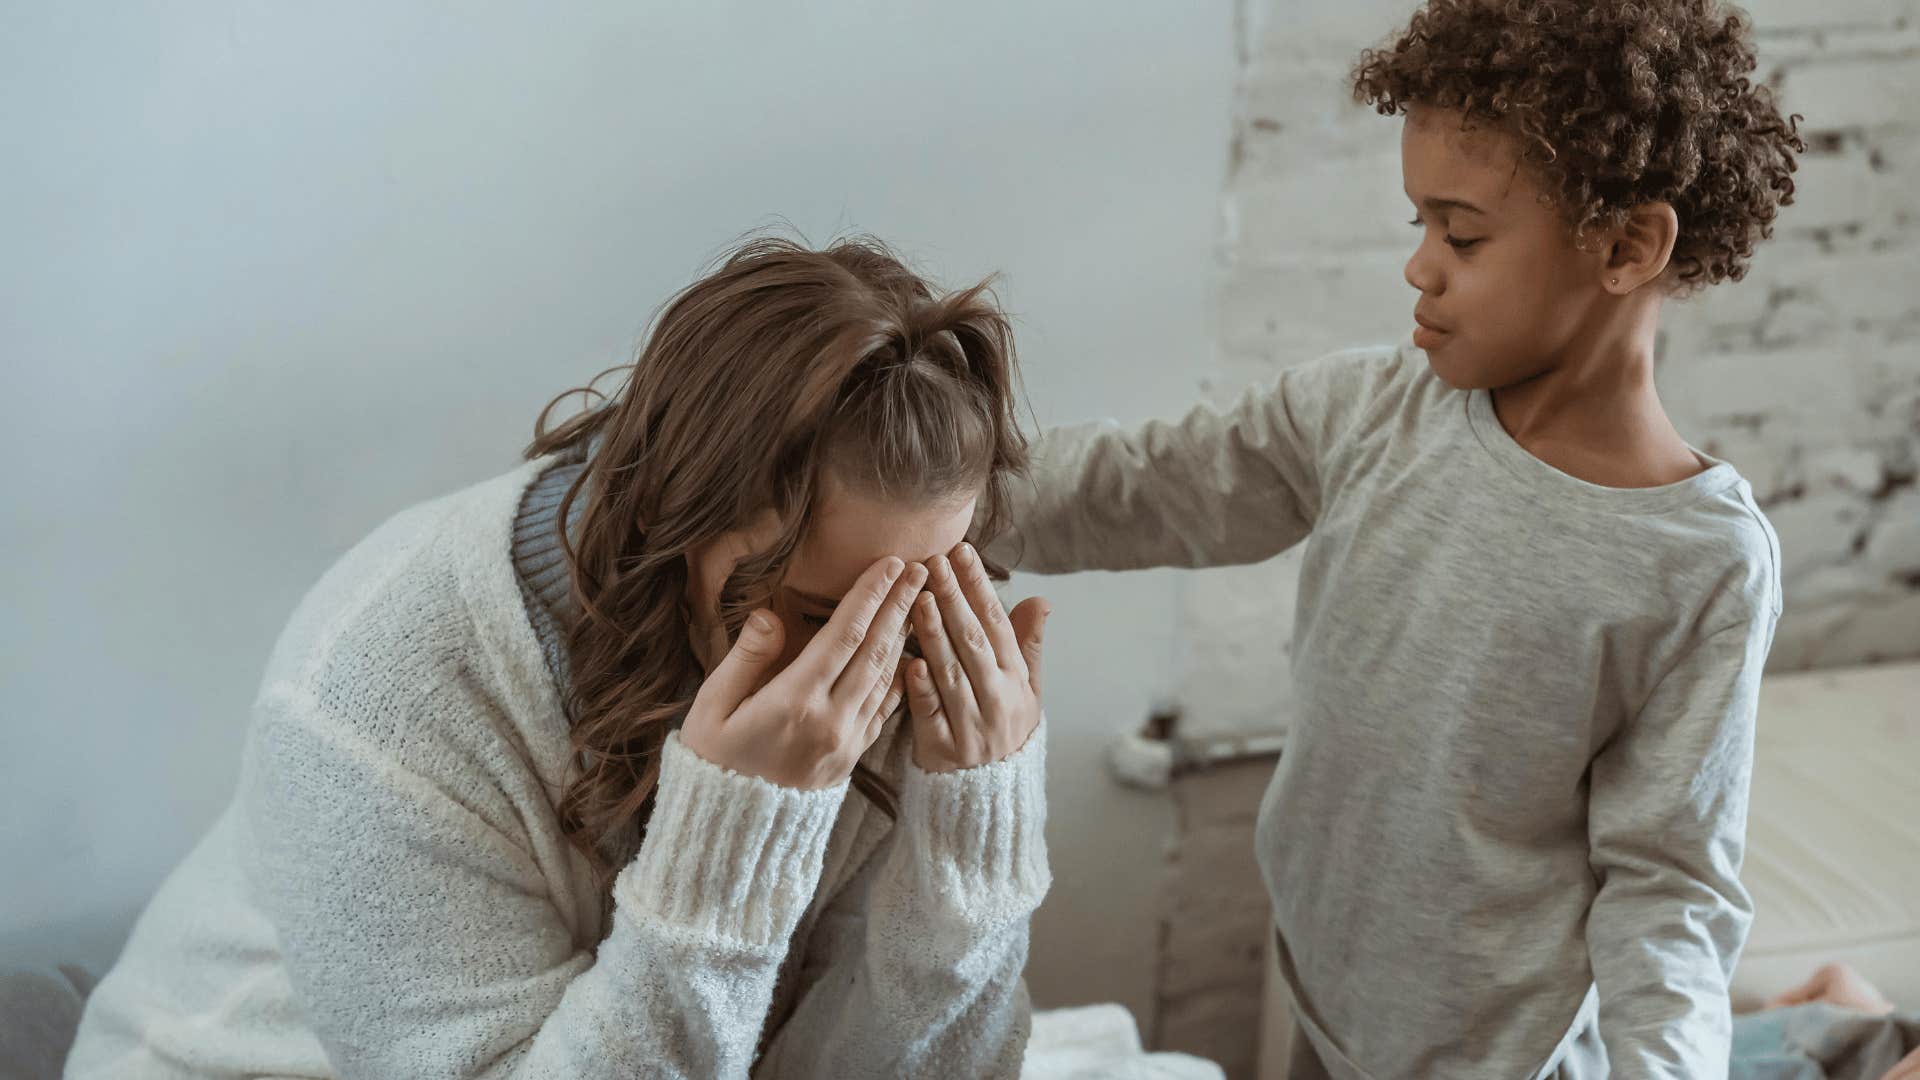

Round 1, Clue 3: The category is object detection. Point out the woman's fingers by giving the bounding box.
[792,556,903,686]
[861,665,907,746]
[949,542,1023,673]
[1007,596,1050,698]
[858,616,910,726]
[858,646,903,722]
[904,657,945,725]
[904,658,954,764]
[832,561,926,710]
[690,610,785,719]
[911,590,980,756]
[927,551,997,691]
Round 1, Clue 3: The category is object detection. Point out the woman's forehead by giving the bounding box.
[786,489,977,599]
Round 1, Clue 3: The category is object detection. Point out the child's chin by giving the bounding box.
[1419,341,1490,390]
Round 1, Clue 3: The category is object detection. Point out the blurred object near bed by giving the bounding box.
[1026,1003,1227,1079]
[1733,661,1920,1011]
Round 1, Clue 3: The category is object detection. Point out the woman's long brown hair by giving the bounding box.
[525,235,1029,911]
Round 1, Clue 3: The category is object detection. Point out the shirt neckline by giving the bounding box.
[1464,387,1743,515]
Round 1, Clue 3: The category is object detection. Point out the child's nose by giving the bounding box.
[1404,242,1443,296]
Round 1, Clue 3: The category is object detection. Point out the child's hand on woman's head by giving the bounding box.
[906,542,1049,772]
[681,556,927,789]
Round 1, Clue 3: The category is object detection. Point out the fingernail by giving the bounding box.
[884,556,905,579]
[956,543,976,566]
[747,611,775,634]
[905,562,928,585]
[929,555,948,580]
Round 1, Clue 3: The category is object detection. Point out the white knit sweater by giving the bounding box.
[65,458,1052,1079]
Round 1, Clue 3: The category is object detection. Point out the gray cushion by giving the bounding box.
[0,964,94,1080]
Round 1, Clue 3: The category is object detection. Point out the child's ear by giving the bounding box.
[1604,202,1679,294]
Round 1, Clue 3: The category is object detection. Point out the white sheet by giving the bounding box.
[1023,1004,1226,1080]
[1732,661,1920,1009]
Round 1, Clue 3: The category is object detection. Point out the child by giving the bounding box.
[990,1,1803,1077]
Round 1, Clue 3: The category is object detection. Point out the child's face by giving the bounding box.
[1399,107,1609,389]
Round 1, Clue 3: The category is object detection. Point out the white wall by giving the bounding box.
[0,2,1233,1023]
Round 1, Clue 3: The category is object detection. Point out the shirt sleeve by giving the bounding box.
[753,722,1051,1079]
[984,347,1398,574]
[1584,614,1777,1079]
[245,697,844,1080]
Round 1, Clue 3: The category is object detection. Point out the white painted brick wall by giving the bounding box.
[1180,0,1920,743]
[1668,10,1920,668]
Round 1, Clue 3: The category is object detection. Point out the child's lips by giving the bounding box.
[1412,314,1451,349]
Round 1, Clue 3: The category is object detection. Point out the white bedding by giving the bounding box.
[1023,1004,1226,1079]
[1732,660,1920,1009]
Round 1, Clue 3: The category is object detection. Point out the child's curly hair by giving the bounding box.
[1352,0,1805,288]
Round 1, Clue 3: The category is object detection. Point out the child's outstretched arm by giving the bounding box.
[1584,612,1778,1079]
[987,347,1398,575]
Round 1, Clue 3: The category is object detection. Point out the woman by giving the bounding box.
[66,237,1054,1078]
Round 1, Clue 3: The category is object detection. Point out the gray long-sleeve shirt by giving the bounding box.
[991,342,1782,1079]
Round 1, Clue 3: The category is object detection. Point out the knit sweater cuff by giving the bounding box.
[615,732,848,950]
[900,718,1052,920]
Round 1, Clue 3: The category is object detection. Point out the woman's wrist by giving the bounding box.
[899,717,1051,919]
[616,731,848,949]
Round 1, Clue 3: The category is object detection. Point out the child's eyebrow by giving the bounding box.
[1420,195,1487,216]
